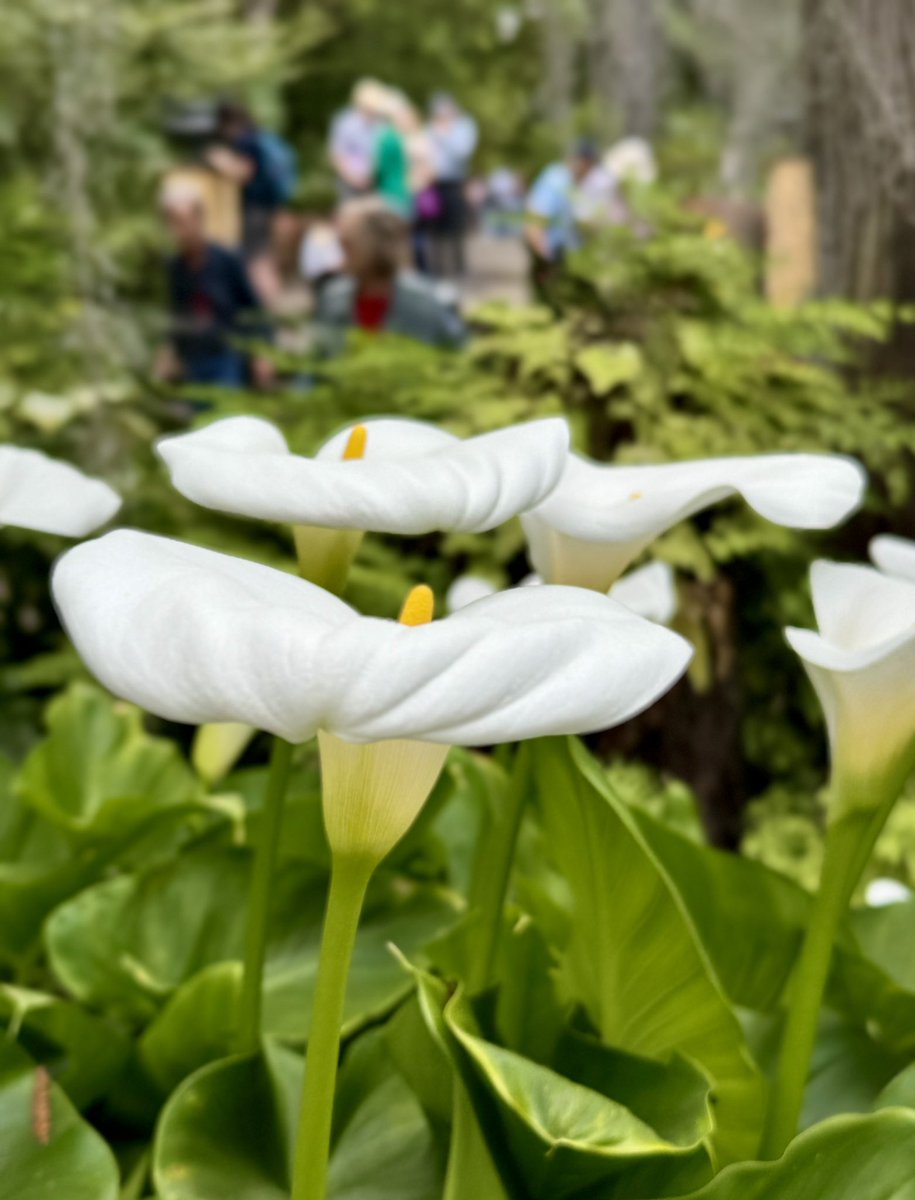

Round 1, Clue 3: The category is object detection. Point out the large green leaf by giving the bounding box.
[875,1060,915,1110]
[153,1037,440,1200]
[443,991,713,1199]
[0,984,130,1109]
[403,966,510,1200]
[137,880,455,1095]
[745,1010,904,1131]
[263,880,459,1042]
[17,683,200,839]
[852,899,915,993]
[138,963,244,1097]
[531,738,764,1164]
[680,1111,915,1199]
[627,808,809,1011]
[45,845,250,1024]
[627,807,915,1047]
[0,1037,120,1200]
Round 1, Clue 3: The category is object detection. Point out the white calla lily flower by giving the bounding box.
[786,561,915,811]
[445,573,501,613]
[865,878,912,907]
[157,415,570,536]
[608,560,678,625]
[53,530,692,859]
[871,534,915,583]
[523,452,867,592]
[0,446,120,538]
[447,561,678,624]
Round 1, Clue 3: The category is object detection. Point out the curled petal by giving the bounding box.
[524,452,867,588]
[321,585,693,744]
[871,534,915,583]
[0,447,120,537]
[158,415,571,535]
[446,574,498,613]
[52,531,352,742]
[786,561,915,803]
[610,561,678,624]
[52,531,692,747]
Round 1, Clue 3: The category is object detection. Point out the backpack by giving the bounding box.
[256,131,298,205]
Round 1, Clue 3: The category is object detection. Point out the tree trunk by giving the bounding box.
[540,0,577,149]
[805,0,915,309]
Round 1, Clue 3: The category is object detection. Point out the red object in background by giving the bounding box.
[355,290,391,331]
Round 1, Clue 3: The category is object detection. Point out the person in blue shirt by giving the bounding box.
[157,183,273,390]
[524,139,599,296]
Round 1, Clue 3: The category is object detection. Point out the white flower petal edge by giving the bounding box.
[785,561,915,807]
[52,530,693,747]
[157,414,571,535]
[446,574,499,613]
[0,446,120,537]
[871,534,915,583]
[865,878,912,907]
[609,561,678,625]
[448,561,677,624]
[523,452,867,590]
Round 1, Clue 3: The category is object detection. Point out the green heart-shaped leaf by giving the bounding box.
[153,1037,440,1199]
[681,1111,915,1199]
[0,1037,119,1200]
[531,738,764,1164]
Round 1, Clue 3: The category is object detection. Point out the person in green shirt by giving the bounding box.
[371,88,412,217]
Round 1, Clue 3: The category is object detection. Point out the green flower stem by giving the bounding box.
[760,804,884,1159]
[237,736,295,1055]
[291,853,374,1200]
[468,744,531,994]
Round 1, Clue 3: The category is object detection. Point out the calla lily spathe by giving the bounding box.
[157,415,571,535]
[53,530,690,745]
[53,530,692,858]
[871,534,915,583]
[522,452,867,593]
[446,559,678,624]
[0,446,120,537]
[786,561,915,810]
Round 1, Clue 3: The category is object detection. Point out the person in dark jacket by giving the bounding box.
[206,102,283,303]
[157,182,273,388]
[315,196,466,353]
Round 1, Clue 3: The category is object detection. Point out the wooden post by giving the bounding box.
[765,157,817,308]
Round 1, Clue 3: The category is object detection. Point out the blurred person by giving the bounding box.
[315,196,467,351]
[388,90,438,270]
[371,87,412,217]
[299,215,345,301]
[156,181,273,389]
[483,166,525,237]
[574,157,619,228]
[426,93,478,278]
[207,101,292,303]
[524,138,599,295]
[328,79,385,199]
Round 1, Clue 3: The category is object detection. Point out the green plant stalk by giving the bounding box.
[467,744,531,994]
[237,736,295,1055]
[291,853,374,1200]
[760,800,887,1158]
